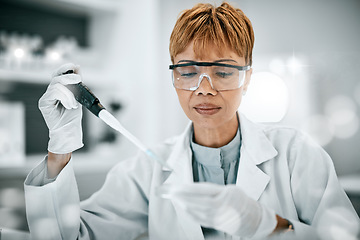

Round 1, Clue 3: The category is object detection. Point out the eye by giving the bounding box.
[176,66,198,78]
[216,71,234,78]
[214,66,237,79]
[181,72,197,78]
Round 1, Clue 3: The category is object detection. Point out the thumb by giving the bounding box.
[51,63,82,86]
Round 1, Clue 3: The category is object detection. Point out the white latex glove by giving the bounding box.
[39,63,84,154]
[158,182,278,238]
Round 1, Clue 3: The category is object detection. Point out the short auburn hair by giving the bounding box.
[169,2,254,65]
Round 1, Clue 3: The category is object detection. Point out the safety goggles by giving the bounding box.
[169,61,251,91]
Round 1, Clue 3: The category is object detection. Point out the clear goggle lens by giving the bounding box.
[170,63,250,91]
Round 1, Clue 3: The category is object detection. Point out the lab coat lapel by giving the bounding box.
[159,114,278,238]
[162,123,204,240]
[236,113,278,201]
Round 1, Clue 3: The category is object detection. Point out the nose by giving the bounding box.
[194,74,217,96]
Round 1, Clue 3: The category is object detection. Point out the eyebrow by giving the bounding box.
[214,59,238,63]
[177,59,238,64]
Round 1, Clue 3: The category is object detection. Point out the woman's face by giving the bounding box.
[173,42,252,130]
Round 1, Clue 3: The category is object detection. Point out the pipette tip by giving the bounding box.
[145,149,173,171]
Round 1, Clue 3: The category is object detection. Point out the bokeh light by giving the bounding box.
[301,114,334,146]
[324,95,359,139]
[0,188,25,229]
[287,56,302,75]
[13,48,25,58]
[0,188,24,208]
[269,58,286,75]
[49,51,61,61]
[240,72,289,122]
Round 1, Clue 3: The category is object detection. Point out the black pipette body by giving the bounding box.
[62,70,105,117]
[61,70,173,170]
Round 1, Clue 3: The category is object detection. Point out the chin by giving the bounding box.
[192,116,225,129]
[192,110,239,129]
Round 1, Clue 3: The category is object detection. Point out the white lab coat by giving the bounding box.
[24,113,359,240]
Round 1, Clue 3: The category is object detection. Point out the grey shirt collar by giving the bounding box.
[190,128,241,168]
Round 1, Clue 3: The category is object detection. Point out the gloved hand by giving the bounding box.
[158,182,278,238]
[39,63,84,154]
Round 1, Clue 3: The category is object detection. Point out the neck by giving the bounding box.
[193,114,239,148]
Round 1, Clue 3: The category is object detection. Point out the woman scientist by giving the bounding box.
[24,2,359,240]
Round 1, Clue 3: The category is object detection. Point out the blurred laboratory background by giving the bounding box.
[0,0,359,234]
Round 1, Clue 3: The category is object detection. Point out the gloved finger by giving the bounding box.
[212,205,239,225]
[173,193,222,209]
[184,203,218,218]
[170,185,229,209]
[52,63,79,77]
[39,89,57,109]
[158,184,227,219]
[52,73,82,86]
[164,190,217,215]
[41,83,79,110]
[184,201,243,233]
[185,202,243,232]
[175,198,215,213]
[51,63,81,86]
[183,206,217,228]
[39,87,72,111]
[53,83,79,109]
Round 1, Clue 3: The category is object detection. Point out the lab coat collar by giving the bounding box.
[161,112,278,171]
[162,122,204,239]
[236,112,278,200]
[238,112,278,165]
[161,113,278,238]
[162,121,193,180]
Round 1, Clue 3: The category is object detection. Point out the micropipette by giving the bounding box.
[63,70,172,171]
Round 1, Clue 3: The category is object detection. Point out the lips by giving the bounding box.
[194,103,221,115]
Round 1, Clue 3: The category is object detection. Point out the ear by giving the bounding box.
[242,68,253,92]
